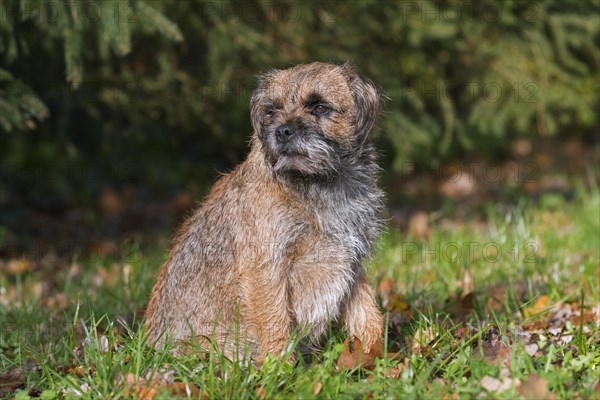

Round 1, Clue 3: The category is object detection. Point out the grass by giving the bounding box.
[1,185,599,399]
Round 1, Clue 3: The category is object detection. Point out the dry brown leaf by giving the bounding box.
[440,172,476,199]
[411,327,437,355]
[408,211,429,240]
[480,376,501,392]
[312,381,323,396]
[569,308,598,326]
[0,368,26,397]
[511,138,532,157]
[381,362,406,379]
[387,294,412,316]
[480,375,519,393]
[65,382,91,397]
[122,373,158,400]
[366,356,407,380]
[454,292,476,321]
[337,338,384,370]
[255,385,266,399]
[524,295,550,318]
[379,280,413,326]
[95,263,121,286]
[525,343,539,357]
[83,241,117,261]
[518,374,554,400]
[120,370,199,400]
[165,382,201,398]
[136,385,158,400]
[5,259,30,275]
[379,278,395,303]
[64,364,95,378]
[476,327,511,365]
[486,286,508,312]
[458,270,474,298]
[99,188,124,216]
[43,292,68,309]
[442,392,460,400]
[442,393,459,400]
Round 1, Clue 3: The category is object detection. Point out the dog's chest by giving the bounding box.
[302,185,381,262]
[327,202,373,256]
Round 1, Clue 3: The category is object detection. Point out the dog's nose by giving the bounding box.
[275,124,296,144]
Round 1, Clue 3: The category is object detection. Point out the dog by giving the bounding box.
[145,62,385,364]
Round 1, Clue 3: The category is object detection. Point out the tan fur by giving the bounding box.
[145,62,385,363]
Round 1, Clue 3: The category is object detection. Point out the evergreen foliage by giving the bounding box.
[0,0,598,197]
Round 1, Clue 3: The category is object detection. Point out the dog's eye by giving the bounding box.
[266,109,275,117]
[312,104,330,115]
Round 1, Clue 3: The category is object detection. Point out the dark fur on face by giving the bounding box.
[250,63,382,179]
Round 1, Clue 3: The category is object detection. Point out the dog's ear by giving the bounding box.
[250,69,279,137]
[339,63,382,138]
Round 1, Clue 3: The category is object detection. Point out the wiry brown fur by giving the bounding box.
[145,62,385,363]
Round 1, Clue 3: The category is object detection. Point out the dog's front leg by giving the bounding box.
[242,269,292,363]
[342,267,384,352]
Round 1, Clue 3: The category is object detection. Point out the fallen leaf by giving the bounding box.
[454,292,476,321]
[525,343,539,357]
[458,270,474,298]
[64,364,95,378]
[380,279,411,312]
[486,286,508,312]
[99,335,110,353]
[83,241,117,262]
[379,279,413,327]
[99,188,124,216]
[411,326,438,355]
[480,376,502,392]
[126,377,157,400]
[136,385,158,400]
[511,138,532,157]
[477,327,511,364]
[5,259,30,275]
[379,278,395,303]
[65,382,91,397]
[518,374,554,399]
[524,295,550,318]
[120,369,200,400]
[337,338,384,370]
[442,392,459,400]
[408,211,429,240]
[143,366,175,385]
[480,374,520,393]
[440,171,476,199]
[312,381,322,396]
[0,368,25,397]
[43,292,68,309]
[383,362,406,379]
[255,386,266,399]
[165,382,201,398]
[558,334,573,346]
[387,294,413,321]
[367,356,407,380]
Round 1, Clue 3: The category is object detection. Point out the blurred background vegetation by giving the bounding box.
[0,0,598,251]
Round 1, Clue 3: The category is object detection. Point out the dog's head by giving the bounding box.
[250,62,382,177]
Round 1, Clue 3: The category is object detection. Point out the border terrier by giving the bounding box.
[145,62,384,363]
